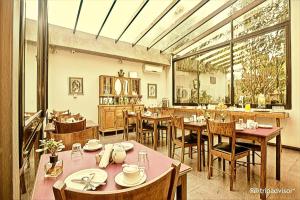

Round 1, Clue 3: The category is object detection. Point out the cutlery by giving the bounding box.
[71,179,106,186]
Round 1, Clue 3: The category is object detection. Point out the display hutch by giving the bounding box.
[98,75,143,135]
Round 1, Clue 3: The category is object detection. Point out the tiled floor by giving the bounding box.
[22,132,300,200]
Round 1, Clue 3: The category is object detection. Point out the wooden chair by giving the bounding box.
[230,113,261,165]
[171,116,202,163]
[157,109,173,145]
[207,120,250,191]
[122,110,136,140]
[48,127,95,150]
[53,161,181,200]
[57,113,83,122]
[54,119,86,133]
[136,111,153,144]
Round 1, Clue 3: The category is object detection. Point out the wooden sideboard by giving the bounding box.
[98,104,144,136]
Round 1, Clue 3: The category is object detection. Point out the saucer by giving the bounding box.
[83,144,103,151]
[115,172,147,187]
[65,168,107,190]
[114,142,134,151]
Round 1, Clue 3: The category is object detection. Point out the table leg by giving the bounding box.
[197,130,202,171]
[177,174,187,200]
[260,139,267,200]
[276,133,281,180]
[153,120,158,151]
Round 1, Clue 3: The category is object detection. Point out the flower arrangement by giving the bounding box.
[36,138,65,156]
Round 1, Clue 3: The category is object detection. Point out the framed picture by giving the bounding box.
[69,77,83,95]
[210,76,216,84]
[147,84,157,99]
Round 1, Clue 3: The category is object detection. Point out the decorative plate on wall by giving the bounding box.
[115,78,122,96]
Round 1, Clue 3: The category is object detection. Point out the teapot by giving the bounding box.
[112,144,126,164]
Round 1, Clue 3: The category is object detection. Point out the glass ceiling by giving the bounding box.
[25,0,262,57]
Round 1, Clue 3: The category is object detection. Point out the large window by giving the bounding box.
[173,0,290,108]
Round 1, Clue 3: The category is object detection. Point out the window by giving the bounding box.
[173,0,290,108]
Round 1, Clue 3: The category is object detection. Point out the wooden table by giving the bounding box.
[44,120,99,138]
[141,114,172,151]
[31,141,191,200]
[236,127,282,200]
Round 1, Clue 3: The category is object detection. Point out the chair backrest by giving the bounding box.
[207,120,237,156]
[54,119,86,133]
[230,112,256,122]
[171,116,186,143]
[57,113,83,122]
[48,127,95,150]
[53,161,181,200]
[136,111,143,132]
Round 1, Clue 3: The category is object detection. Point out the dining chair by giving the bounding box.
[54,118,86,133]
[57,113,83,122]
[171,116,202,163]
[53,161,181,200]
[230,113,261,165]
[136,111,153,144]
[48,127,95,150]
[157,109,173,145]
[207,120,250,191]
[122,110,136,140]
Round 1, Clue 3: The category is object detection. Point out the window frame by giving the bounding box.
[172,2,291,109]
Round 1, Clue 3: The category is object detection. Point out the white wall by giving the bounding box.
[47,48,169,122]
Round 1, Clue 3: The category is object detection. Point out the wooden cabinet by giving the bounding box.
[98,104,143,135]
[99,75,142,105]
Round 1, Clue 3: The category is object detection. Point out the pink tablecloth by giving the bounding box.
[31,141,191,200]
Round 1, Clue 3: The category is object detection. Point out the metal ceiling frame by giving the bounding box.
[132,0,180,47]
[173,0,266,55]
[96,0,117,39]
[147,0,209,51]
[160,0,238,53]
[115,0,149,43]
[73,0,83,34]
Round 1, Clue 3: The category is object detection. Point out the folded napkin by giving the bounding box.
[66,117,76,123]
[99,144,113,168]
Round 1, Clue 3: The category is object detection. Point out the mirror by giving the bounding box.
[115,78,122,96]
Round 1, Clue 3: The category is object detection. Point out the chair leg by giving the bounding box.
[230,160,234,191]
[172,144,175,159]
[181,146,185,163]
[223,159,225,171]
[189,147,192,159]
[247,154,250,182]
[207,153,212,179]
[202,142,205,167]
[234,160,237,180]
[252,150,255,165]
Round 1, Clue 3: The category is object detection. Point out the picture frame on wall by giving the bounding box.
[147,84,157,99]
[69,77,83,95]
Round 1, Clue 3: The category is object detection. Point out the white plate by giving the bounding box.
[114,142,134,151]
[184,118,190,123]
[65,168,107,190]
[258,124,273,129]
[115,172,146,187]
[83,144,103,151]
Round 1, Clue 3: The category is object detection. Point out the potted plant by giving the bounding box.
[36,139,65,177]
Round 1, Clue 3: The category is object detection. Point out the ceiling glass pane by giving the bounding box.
[155,0,228,51]
[76,0,113,35]
[48,0,81,29]
[100,0,143,40]
[26,0,38,20]
[121,0,173,44]
[233,0,289,38]
[178,23,231,56]
[139,0,200,48]
[172,0,253,56]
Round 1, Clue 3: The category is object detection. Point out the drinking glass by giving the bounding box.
[138,150,149,173]
[71,143,83,159]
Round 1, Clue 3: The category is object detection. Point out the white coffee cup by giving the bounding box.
[87,139,100,148]
[122,164,140,184]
